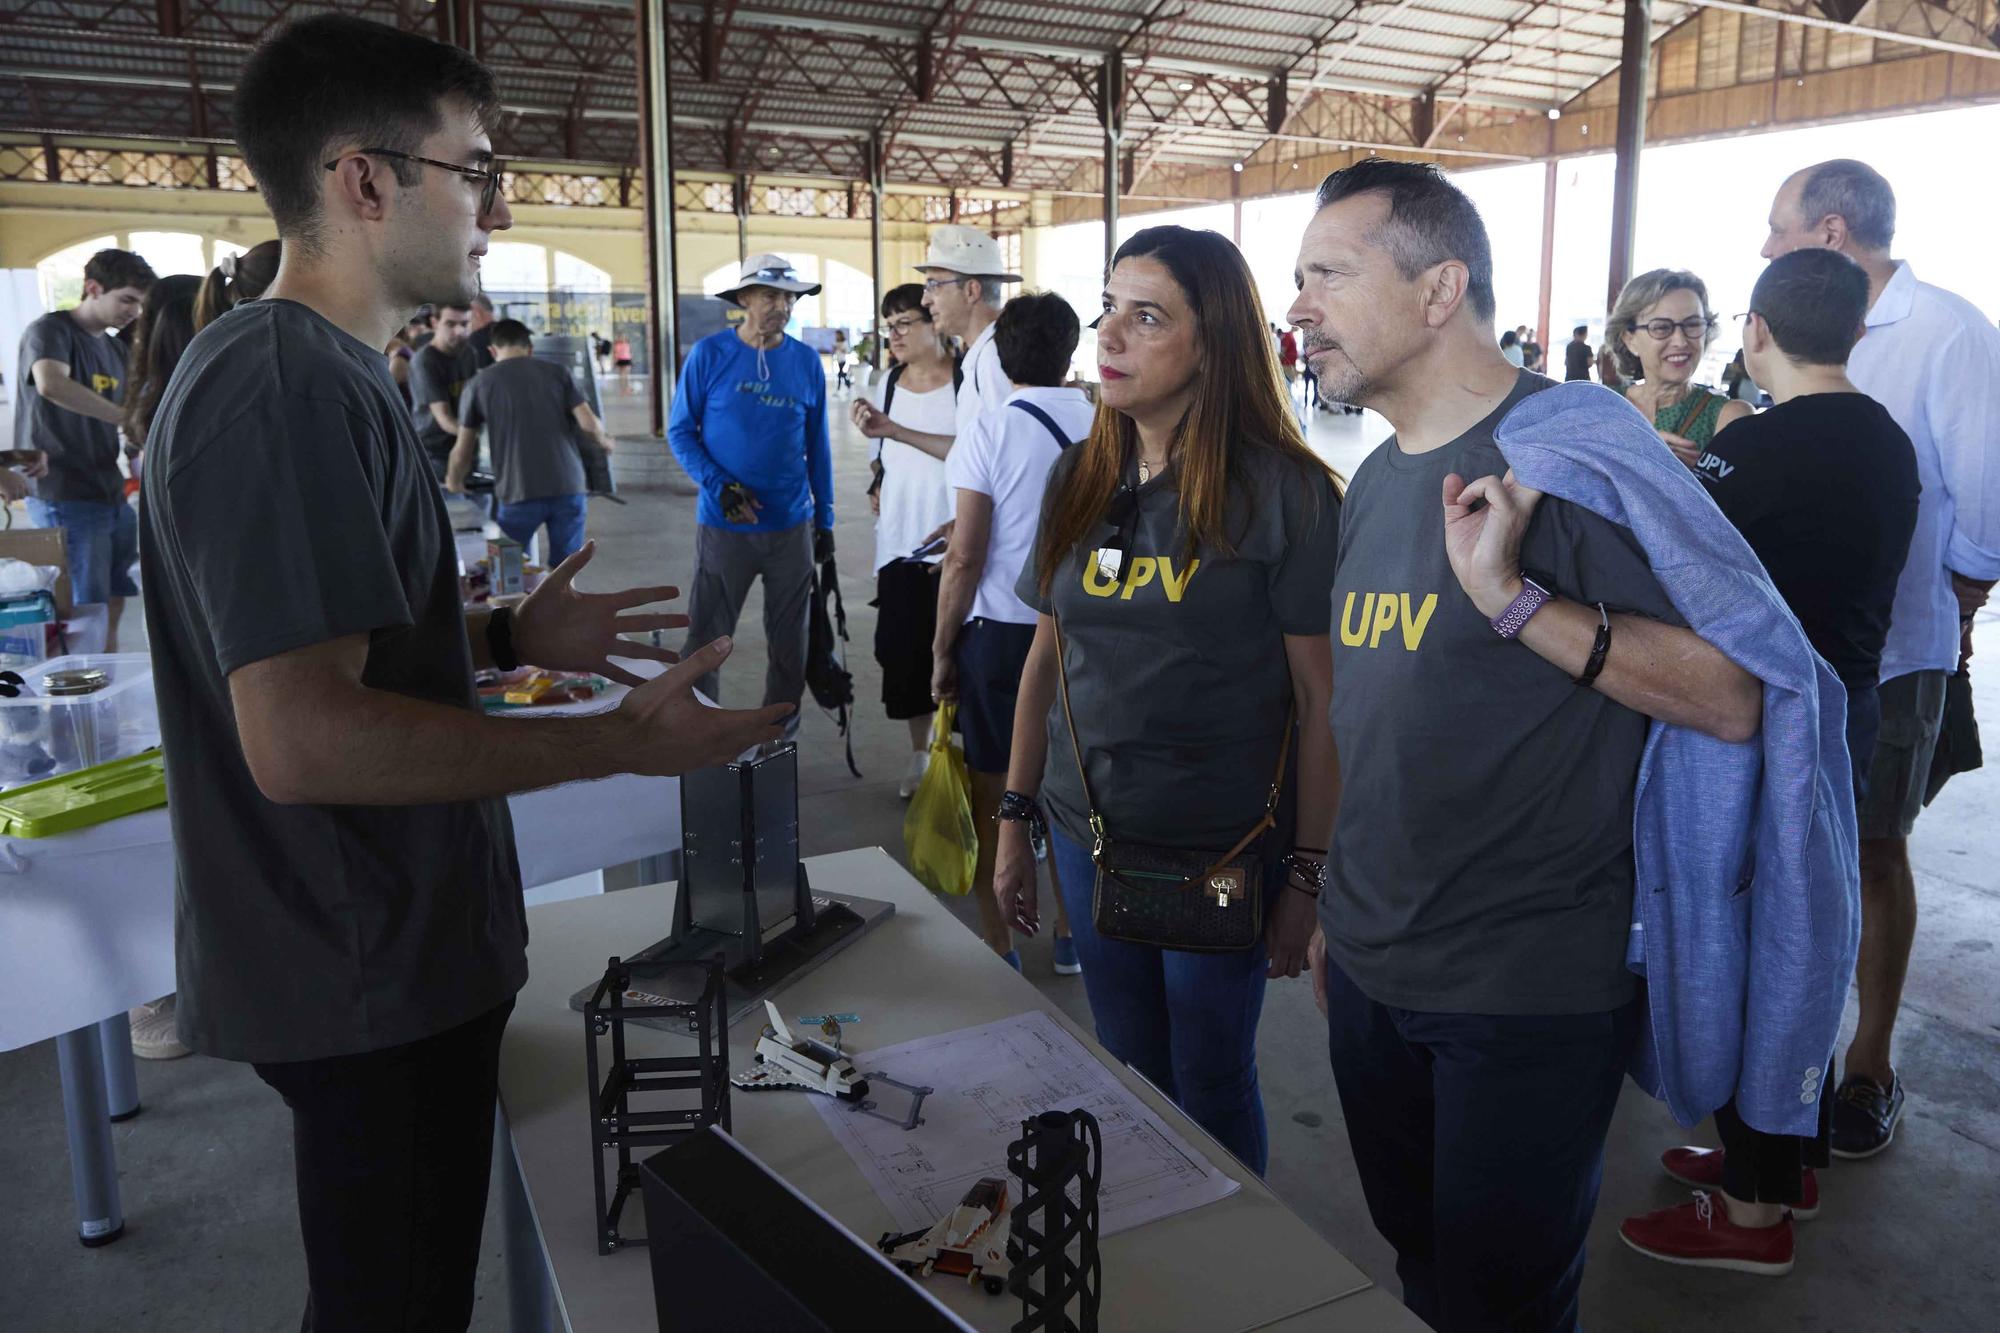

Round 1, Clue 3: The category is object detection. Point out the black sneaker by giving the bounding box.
[1830,1072,1905,1159]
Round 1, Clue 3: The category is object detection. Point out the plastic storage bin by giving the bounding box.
[0,654,158,791]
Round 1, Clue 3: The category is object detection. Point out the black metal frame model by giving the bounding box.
[583,952,730,1254]
[1006,1108,1103,1333]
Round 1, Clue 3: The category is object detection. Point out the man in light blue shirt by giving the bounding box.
[1761,158,2000,1158]
[668,255,834,734]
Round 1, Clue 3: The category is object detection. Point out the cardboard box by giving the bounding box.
[487,536,525,597]
[0,527,72,617]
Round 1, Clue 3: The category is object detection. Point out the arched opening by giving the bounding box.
[35,230,248,311]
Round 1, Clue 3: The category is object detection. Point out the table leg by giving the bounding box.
[98,1012,141,1121]
[54,1024,126,1247]
[496,1105,557,1333]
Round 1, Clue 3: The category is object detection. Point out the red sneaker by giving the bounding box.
[1659,1147,1819,1220]
[1620,1193,1795,1275]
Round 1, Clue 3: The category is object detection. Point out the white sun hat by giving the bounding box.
[719,253,822,306]
[913,225,1021,281]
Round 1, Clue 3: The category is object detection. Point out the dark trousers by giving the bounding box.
[253,1000,515,1332]
[1324,962,1639,1333]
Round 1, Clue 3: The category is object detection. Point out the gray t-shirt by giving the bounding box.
[409,339,481,463]
[137,299,526,1064]
[13,310,128,504]
[1323,371,1679,1016]
[1018,444,1340,857]
[457,355,587,504]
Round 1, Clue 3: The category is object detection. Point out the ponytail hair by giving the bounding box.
[193,238,281,331]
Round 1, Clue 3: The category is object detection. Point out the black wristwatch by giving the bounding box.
[996,791,1042,827]
[486,606,521,672]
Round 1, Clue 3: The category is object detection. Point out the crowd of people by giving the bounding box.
[5,12,1997,1333]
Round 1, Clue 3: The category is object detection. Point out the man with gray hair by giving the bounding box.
[851,224,1020,459]
[1762,158,2000,1160]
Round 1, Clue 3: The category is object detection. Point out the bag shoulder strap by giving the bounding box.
[882,361,906,415]
[1051,613,1296,869]
[1010,399,1074,450]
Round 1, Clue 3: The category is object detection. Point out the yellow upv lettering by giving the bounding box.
[1119,557,1157,600]
[1339,592,1375,647]
[1367,593,1400,648]
[1397,593,1438,651]
[1158,557,1199,602]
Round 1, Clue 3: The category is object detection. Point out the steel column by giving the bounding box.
[1099,53,1124,275]
[869,134,886,371]
[1606,0,1652,313]
[1537,158,1558,352]
[638,0,680,435]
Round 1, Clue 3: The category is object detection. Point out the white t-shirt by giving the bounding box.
[954,320,1011,444]
[871,371,958,573]
[945,385,1097,625]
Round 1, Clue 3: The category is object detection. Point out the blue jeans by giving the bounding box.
[1323,959,1640,1333]
[1048,825,1274,1174]
[27,497,138,603]
[493,494,587,568]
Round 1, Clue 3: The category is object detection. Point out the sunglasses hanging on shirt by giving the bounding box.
[1092,447,1144,585]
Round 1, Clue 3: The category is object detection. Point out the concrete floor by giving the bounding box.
[3,373,1996,1331]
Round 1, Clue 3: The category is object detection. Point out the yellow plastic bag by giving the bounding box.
[902,703,978,897]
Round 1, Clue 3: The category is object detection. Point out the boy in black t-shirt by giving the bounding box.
[1622,246,1919,1274]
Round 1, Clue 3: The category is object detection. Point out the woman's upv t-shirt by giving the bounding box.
[1017,444,1341,856]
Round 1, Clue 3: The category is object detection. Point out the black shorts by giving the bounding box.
[874,559,940,721]
[953,617,1037,775]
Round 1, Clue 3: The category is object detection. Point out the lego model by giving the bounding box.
[878,1177,1015,1296]
[731,1000,869,1101]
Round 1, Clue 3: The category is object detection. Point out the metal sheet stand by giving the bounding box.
[1007,1109,1103,1333]
[584,953,730,1254]
[497,1104,557,1333]
[54,1023,125,1246]
[98,1012,140,1121]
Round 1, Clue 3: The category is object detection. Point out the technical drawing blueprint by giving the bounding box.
[812,1010,1240,1236]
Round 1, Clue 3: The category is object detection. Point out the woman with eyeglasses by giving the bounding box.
[1609,269,1753,466]
[994,226,1342,1174]
[853,284,960,796]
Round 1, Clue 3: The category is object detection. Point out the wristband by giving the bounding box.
[996,791,1042,825]
[1573,603,1612,688]
[1281,851,1327,898]
[487,606,521,672]
[1490,577,1553,639]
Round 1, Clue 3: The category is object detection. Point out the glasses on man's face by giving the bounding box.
[922,277,970,294]
[322,148,505,215]
[881,316,927,336]
[1630,315,1714,341]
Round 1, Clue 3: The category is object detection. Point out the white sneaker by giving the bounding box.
[899,751,929,800]
[129,995,190,1060]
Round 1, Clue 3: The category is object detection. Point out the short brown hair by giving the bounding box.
[84,248,157,295]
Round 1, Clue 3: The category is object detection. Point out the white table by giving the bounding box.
[0,686,682,1246]
[497,848,1425,1332]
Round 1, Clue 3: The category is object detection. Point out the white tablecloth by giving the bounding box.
[0,676,680,1052]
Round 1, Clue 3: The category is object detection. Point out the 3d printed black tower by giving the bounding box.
[583,953,730,1254]
[1006,1108,1102,1333]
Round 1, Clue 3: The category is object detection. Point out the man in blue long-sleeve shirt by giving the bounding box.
[669,254,834,735]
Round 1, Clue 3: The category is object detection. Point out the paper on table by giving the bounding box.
[812,1010,1239,1237]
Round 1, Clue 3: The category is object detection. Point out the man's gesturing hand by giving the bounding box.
[511,541,687,687]
[614,637,792,774]
[1442,469,1545,620]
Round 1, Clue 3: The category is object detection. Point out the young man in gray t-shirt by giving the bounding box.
[446,319,617,566]
[1289,161,1763,1332]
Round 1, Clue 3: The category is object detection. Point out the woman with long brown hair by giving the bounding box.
[193,238,280,331]
[991,226,1342,1173]
[123,274,203,452]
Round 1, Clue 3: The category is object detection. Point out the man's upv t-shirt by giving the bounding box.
[457,355,588,505]
[1018,445,1340,858]
[137,299,526,1064]
[1696,393,1919,689]
[1325,371,1681,1016]
[13,310,129,504]
[409,339,481,465]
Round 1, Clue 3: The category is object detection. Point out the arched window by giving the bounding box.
[553,250,611,293]
[37,230,247,310]
[35,236,116,310]
[483,241,549,294]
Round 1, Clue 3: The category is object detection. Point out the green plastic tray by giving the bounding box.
[0,748,168,838]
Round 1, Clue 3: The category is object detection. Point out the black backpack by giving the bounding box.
[806,555,861,778]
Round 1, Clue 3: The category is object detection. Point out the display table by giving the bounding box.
[497,848,1422,1332]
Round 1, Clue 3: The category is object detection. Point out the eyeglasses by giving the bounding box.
[1628,316,1715,341]
[922,277,970,294]
[880,316,928,336]
[322,148,505,215]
